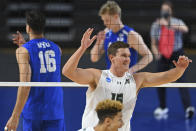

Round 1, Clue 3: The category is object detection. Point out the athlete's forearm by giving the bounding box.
[91,44,100,62]
[130,53,153,73]
[62,46,86,77]
[13,47,31,118]
[163,67,185,83]
[12,86,31,118]
[129,32,153,72]
[90,41,104,62]
[143,66,186,87]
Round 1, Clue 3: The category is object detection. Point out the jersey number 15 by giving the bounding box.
[111,93,123,103]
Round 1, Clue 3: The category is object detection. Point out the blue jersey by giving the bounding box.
[22,38,64,120]
[104,25,138,69]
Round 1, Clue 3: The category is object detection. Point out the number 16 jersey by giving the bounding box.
[82,70,137,131]
[22,38,64,120]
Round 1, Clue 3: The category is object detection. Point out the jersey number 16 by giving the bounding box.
[39,50,56,73]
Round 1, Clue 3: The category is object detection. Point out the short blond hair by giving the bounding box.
[95,99,123,123]
[99,1,121,17]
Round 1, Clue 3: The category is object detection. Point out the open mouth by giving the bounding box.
[123,63,129,67]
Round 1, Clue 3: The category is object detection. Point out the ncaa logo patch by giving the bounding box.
[106,77,111,83]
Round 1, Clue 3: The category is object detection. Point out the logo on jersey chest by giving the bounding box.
[117,33,124,41]
[106,77,111,83]
[125,79,130,84]
[106,77,130,85]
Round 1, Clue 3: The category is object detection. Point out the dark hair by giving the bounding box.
[107,41,129,56]
[162,1,173,9]
[26,10,45,34]
[95,99,123,124]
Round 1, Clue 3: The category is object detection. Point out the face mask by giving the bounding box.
[161,10,171,19]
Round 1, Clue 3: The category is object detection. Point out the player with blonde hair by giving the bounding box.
[91,1,153,73]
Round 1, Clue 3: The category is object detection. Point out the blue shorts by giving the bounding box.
[23,118,66,131]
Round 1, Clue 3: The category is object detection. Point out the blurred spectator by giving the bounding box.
[150,1,195,120]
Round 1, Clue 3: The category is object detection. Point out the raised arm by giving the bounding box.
[90,30,105,62]
[5,47,31,131]
[134,55,191,90]
[62,28,100,86]
[128,31,153,73]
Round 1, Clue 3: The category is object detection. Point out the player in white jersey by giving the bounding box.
[81,70,136,130]
[78,99,123,131]
[79,127,94,131]
[62,28,192,131]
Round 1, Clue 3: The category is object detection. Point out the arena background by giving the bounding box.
[0,0,196,131]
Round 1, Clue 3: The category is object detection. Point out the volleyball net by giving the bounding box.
[0,82,196,87]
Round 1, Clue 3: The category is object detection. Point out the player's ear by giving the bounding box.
[104,117,112,126]
[109,54,115,63]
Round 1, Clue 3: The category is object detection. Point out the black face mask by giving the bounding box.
[160,10,171,19]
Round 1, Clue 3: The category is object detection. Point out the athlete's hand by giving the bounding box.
[173,55,192,70]
[5,115,19,131]
[12,31,26,47]
[81,28,97,49]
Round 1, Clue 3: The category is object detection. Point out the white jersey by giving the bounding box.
[82,70,137,131]
[78,127,95,131]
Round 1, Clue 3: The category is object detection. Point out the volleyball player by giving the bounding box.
[5,10,65,131]
[62,28,192,131]
[78,99,123,131]
[90,1,153,73]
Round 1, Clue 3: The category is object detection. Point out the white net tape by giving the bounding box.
[0,82,88,87]
[0,82,195,87]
